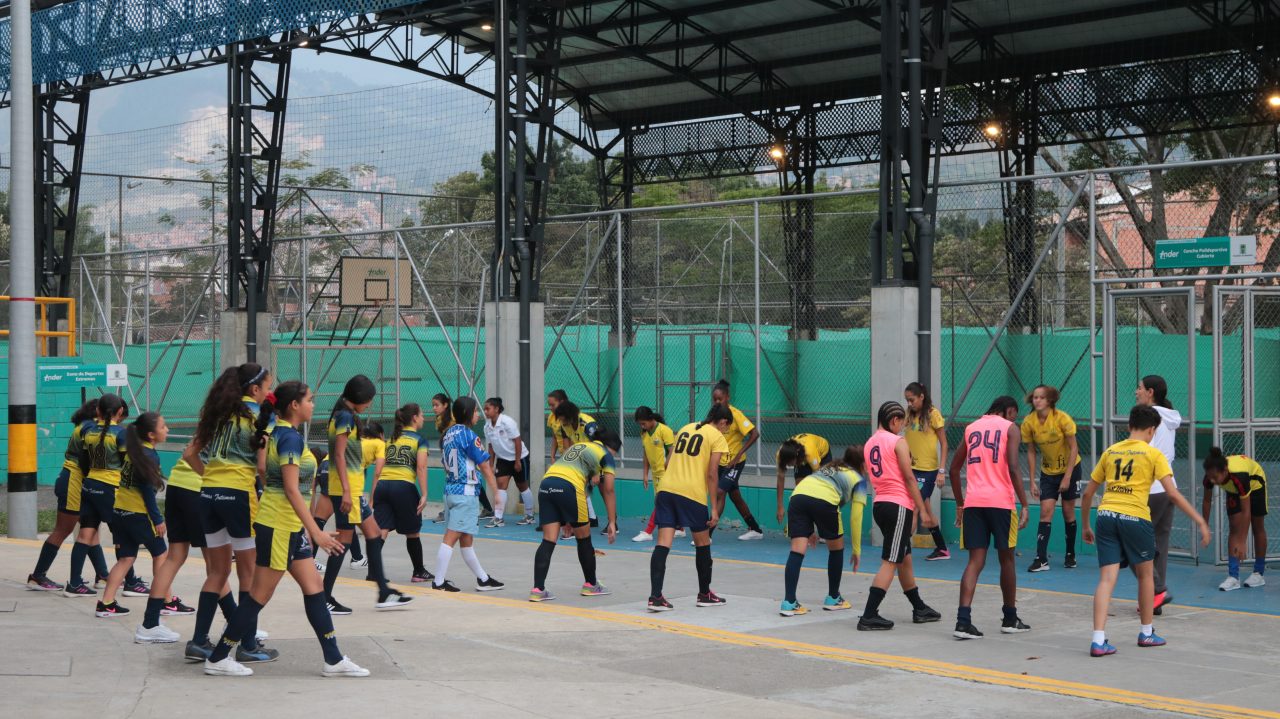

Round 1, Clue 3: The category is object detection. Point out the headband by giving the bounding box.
[242,367,267,388]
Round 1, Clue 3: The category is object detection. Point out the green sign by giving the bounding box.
[1154,235,1256,269]
[38,363,129,389]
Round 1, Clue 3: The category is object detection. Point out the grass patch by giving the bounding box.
[0,509,59,534]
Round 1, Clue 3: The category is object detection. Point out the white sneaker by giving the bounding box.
[738,530,764,541]
[349,556,368,570]
[674,529,686,538]
[134,623,181,644]
[632,531,653,542]
[315,560,326,573]
[204,657,253,676]
[1243,572,1266,588]
[1219,575,1242,592]
[322,656,370,677]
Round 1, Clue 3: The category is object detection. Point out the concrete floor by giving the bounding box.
[1,510,1277,719]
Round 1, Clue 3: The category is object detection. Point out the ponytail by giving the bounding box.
[835,445,866,475]
[553,400,581,428]
[125,413,164,491]
[1141,374,1173,410]
[254,380,308,450]
[95,394,126,457]
[777,438,805,470]
[363,421,385,440]
[71,398,99,425]
[331,375,376,435]
[393,403,422,440]
[699,403,732,429]
[195,363,267,449]
[905,382,933,423]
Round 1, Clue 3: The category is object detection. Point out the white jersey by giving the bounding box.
[1148,405,1181,494]
[484,413,529,462]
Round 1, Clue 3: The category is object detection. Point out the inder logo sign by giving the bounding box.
[1154,236,1256,269]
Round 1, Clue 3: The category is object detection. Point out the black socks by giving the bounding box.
[406,536,425,574]
[303,592,343,664]
[533,539,555,591]
[694,544,713,595]
[650,545,670,598]
[784,551,804,604]
[576,537,598,586]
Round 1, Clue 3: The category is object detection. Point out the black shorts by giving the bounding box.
[961,507,1018,550]
[330,494,372,530]
[788,493,842,540]
[164,485,207,547]
[1039,463,1083,501]
[1253,481,1269,517]
[373,480,422,535]
[538,477,589,528]
[717,461,746,492]
[653,490,711,533]
[494,457,530,485]
[873,501,914,563]
[255,523,313,572]
[111,511,167,559]
[79,479,118,531]
[201,486,256,540]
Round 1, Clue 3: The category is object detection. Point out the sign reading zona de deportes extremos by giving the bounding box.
[38,364,129,389]
[1154,235,1256,269]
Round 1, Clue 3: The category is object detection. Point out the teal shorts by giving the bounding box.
[1095,510,1154,568]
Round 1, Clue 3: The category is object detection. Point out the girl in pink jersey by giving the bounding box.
[858,402,940,631]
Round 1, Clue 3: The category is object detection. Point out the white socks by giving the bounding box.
[1140,624,1153,636]
[520,489,534,516]
[495,490,507,521]
[461,546,489,582]
[433,544,453,586]
[1092,630,1106,645]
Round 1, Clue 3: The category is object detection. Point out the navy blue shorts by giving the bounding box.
[653,490,711,533]
[1095,510,1155,568]
[330,494,372,530]
[793,452,833,483]
[961,506,1018,551]
[717,461,746,492]
[111,511,167,559]
[914,470,940,500]
[538,476,589,528]
[201,487,255,540]
[1039,463,1083,501]
[788,493,841,540]
[79,479,118,531]
[164,485,207,547]
[373,481,422,535]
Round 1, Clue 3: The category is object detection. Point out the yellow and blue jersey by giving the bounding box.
[382,430,425,482]
[115,441,163,525]
[83,421,127,486]
[259,420,316,532]
[558,411,598,446]
[202,396,261,491]
[442,424,491,496]
[793,466,863,507]
[166,452,206,493]
[545,440,616,494]
[62,421,91,473]
[327,406,366,494]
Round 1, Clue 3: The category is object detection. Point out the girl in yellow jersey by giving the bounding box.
[632,406,677,542]
[204,381,369,678]
[552,401,602,529]
[546,389,568,461]
[28,399,103,592]
[774,432,832,523]
[1022,384,1082,572]
[710,380,764,541]
[338,421,386,571]
[1201,447,1268,590]
[373,404,432,582]
[647,404,733,612]
[98,412,169,619]
[183,363,274,663]
[905,382,950,560]
[779,447,867,616]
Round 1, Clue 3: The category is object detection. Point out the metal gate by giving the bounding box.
[1212,286,1280,563]
[1102,287,1200,561]
[656,331,725,427]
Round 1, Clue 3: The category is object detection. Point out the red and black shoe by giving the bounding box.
[647,596,674,612]
[695,590,726,607]
[27,574,64,592]
[162,596,195,615]
[95,601,131,618]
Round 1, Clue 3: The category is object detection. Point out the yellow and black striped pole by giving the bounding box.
[7,0,39,538]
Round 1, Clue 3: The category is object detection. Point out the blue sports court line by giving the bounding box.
[413,515,1279,617]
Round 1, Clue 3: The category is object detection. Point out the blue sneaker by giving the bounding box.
[235,645,280,663]
[1137,632,1166,648]
[779,600,808,617]
[1090,640,1117,657]
[822,595,853,611]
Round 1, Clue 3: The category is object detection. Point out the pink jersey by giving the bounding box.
[865,429,912,509]
[961,414,1016,510]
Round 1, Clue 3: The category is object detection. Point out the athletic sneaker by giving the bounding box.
[631,531,653,542]
[1027,558,1050,573]
[27,574,63,591]
[1219,575,1242,591]
[857,614,894,631]
[647,596,674,612]
[822,595,852,611]
[528,588,556,602]
[1243,572,1266,588]
[738,530,764,541]
[412,570,434,583]
[1001,617,1032,633]
[479,508,494,519]
[1064,554,1078,569]
[925,548,950,561]
[912,605,942,623]
[1090,640,1117,657]
[696,591,726,607]
[375,591,414,611]
[516,514,537,526]
[779,600,808,617]
[255,629,269,643]
[484,517,505,528]
[432,511,445,523]
[204,657,253,676]
[162,596,195,615]
[476,577,506,592]
[349,556,368,570]
[674,529,686,538]
[953,621,984,639]
[432,580,461,593]
[184,640,214,662]
[95,601,130,618]
[327,598,353,615]
[315,560,327,573]
[134,623,181,644]
[62,582,96,598]
[94,575,107,588]
[580,582,611,597]
[1154,590,1172,609]
[1137,631,1167,648]
[322,656,370,678]
[236,645,280,663]
[122,577,150,597]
